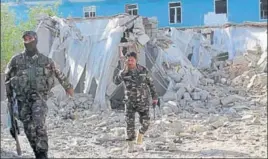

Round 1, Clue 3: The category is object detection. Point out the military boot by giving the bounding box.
[127,140,135,153]
[35,151,48,159]
[136,131,144,145]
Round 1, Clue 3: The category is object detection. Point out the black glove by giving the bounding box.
[10,119,20,139]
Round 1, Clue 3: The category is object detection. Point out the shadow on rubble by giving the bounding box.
[150,149,251,158]
[0,149,32,158]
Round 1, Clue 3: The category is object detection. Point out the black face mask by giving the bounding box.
[24,40,37,56]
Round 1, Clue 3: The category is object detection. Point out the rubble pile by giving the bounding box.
[207,47,267,105]
[47,93,94,120]
[1,16,267,158]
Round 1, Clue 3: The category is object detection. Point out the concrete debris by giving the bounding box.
[1,16,267,158]
[163,91,177,102]
[183,92,192,101]
[220,95,245,106]
[191,92,201,100]
[176,87,186,100]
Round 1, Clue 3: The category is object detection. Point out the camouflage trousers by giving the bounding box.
[18,97,48,153]
[125,102,150,141]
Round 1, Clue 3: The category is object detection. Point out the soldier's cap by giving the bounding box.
[126,52,137,59]
[22,31,38,40]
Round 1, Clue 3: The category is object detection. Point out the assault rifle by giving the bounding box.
[153,98,161,120]
[8,92,22,156]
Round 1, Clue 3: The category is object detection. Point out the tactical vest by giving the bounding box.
[123,65,150,103]
[10,53,55,96]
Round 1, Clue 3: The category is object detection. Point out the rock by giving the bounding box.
[241,114,254,120]
[185,84,194,93]
[169,120,183,133]
[208,107,217,114]
[168,72,182,83]
[173,138,183,143]
[78,97,89,103]
[193,107,208,114]
[111,127,125,137]
[204,78,215,85]
[168,143,177,151]
[162,106,173,115]
[181,111,192,118]
[96,133,112,142]
[200,90,209,101]
[88,114,99,121]
[231,105,250,111]
[193,87,203,92]
[220,95,245,106]
[155,141,165,145]
[166,101,179,113]
[143,143,154,151]
[179,99,186,107]
[220,78,227,84]
[210,116,228,129]
[188,125,208,133]
[173,83,185,91]
[251,116,261,124]
[183,92,192,101]
[176,87,186,100]
[189,101,203,108]
[203,131,213,136]
[110,147,123,153]
[247,73,267,91]
[97,121,108,127]
[163,91,177,102]
[207,98,221,107]
[191,92,201,100]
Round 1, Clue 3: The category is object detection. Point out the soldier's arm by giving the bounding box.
[145,70,158,100]
[5,58,16,102]
[114,70,124,85]
[48,59,73,91]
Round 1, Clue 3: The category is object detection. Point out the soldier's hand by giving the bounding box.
[123,60,128,73]
[152,99,158,106]
[9,119,20,139]
[66,88,74,97]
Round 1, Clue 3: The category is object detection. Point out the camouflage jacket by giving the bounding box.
[5,52,73,100]
[114,64,158,104]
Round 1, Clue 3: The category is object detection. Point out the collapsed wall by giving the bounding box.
[34,14,267,117]
[36,14,172,111]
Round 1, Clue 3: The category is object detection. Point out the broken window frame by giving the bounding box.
[125,4,138,15]
[214,0,228,14]
[83,6,96,18]
[260,0,268,19]
[169,1,182,24]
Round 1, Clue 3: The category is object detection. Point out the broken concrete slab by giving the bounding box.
[173,83,186,91]
[176,87,186,100]
[200,90,209,101]
[163,91,177,102]
[207,98,221,107]
[191,92,201,100]
[193,107,208,114]
[183,92,192,101]
[166,101,179,113]
[210,116,229,129]
[220,95,245,106]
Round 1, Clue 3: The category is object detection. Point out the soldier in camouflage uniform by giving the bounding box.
[114,52,158,152]
[5,31,74,159]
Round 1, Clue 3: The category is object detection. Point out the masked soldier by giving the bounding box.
[114,52,158,152]
[5,31,74,158]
